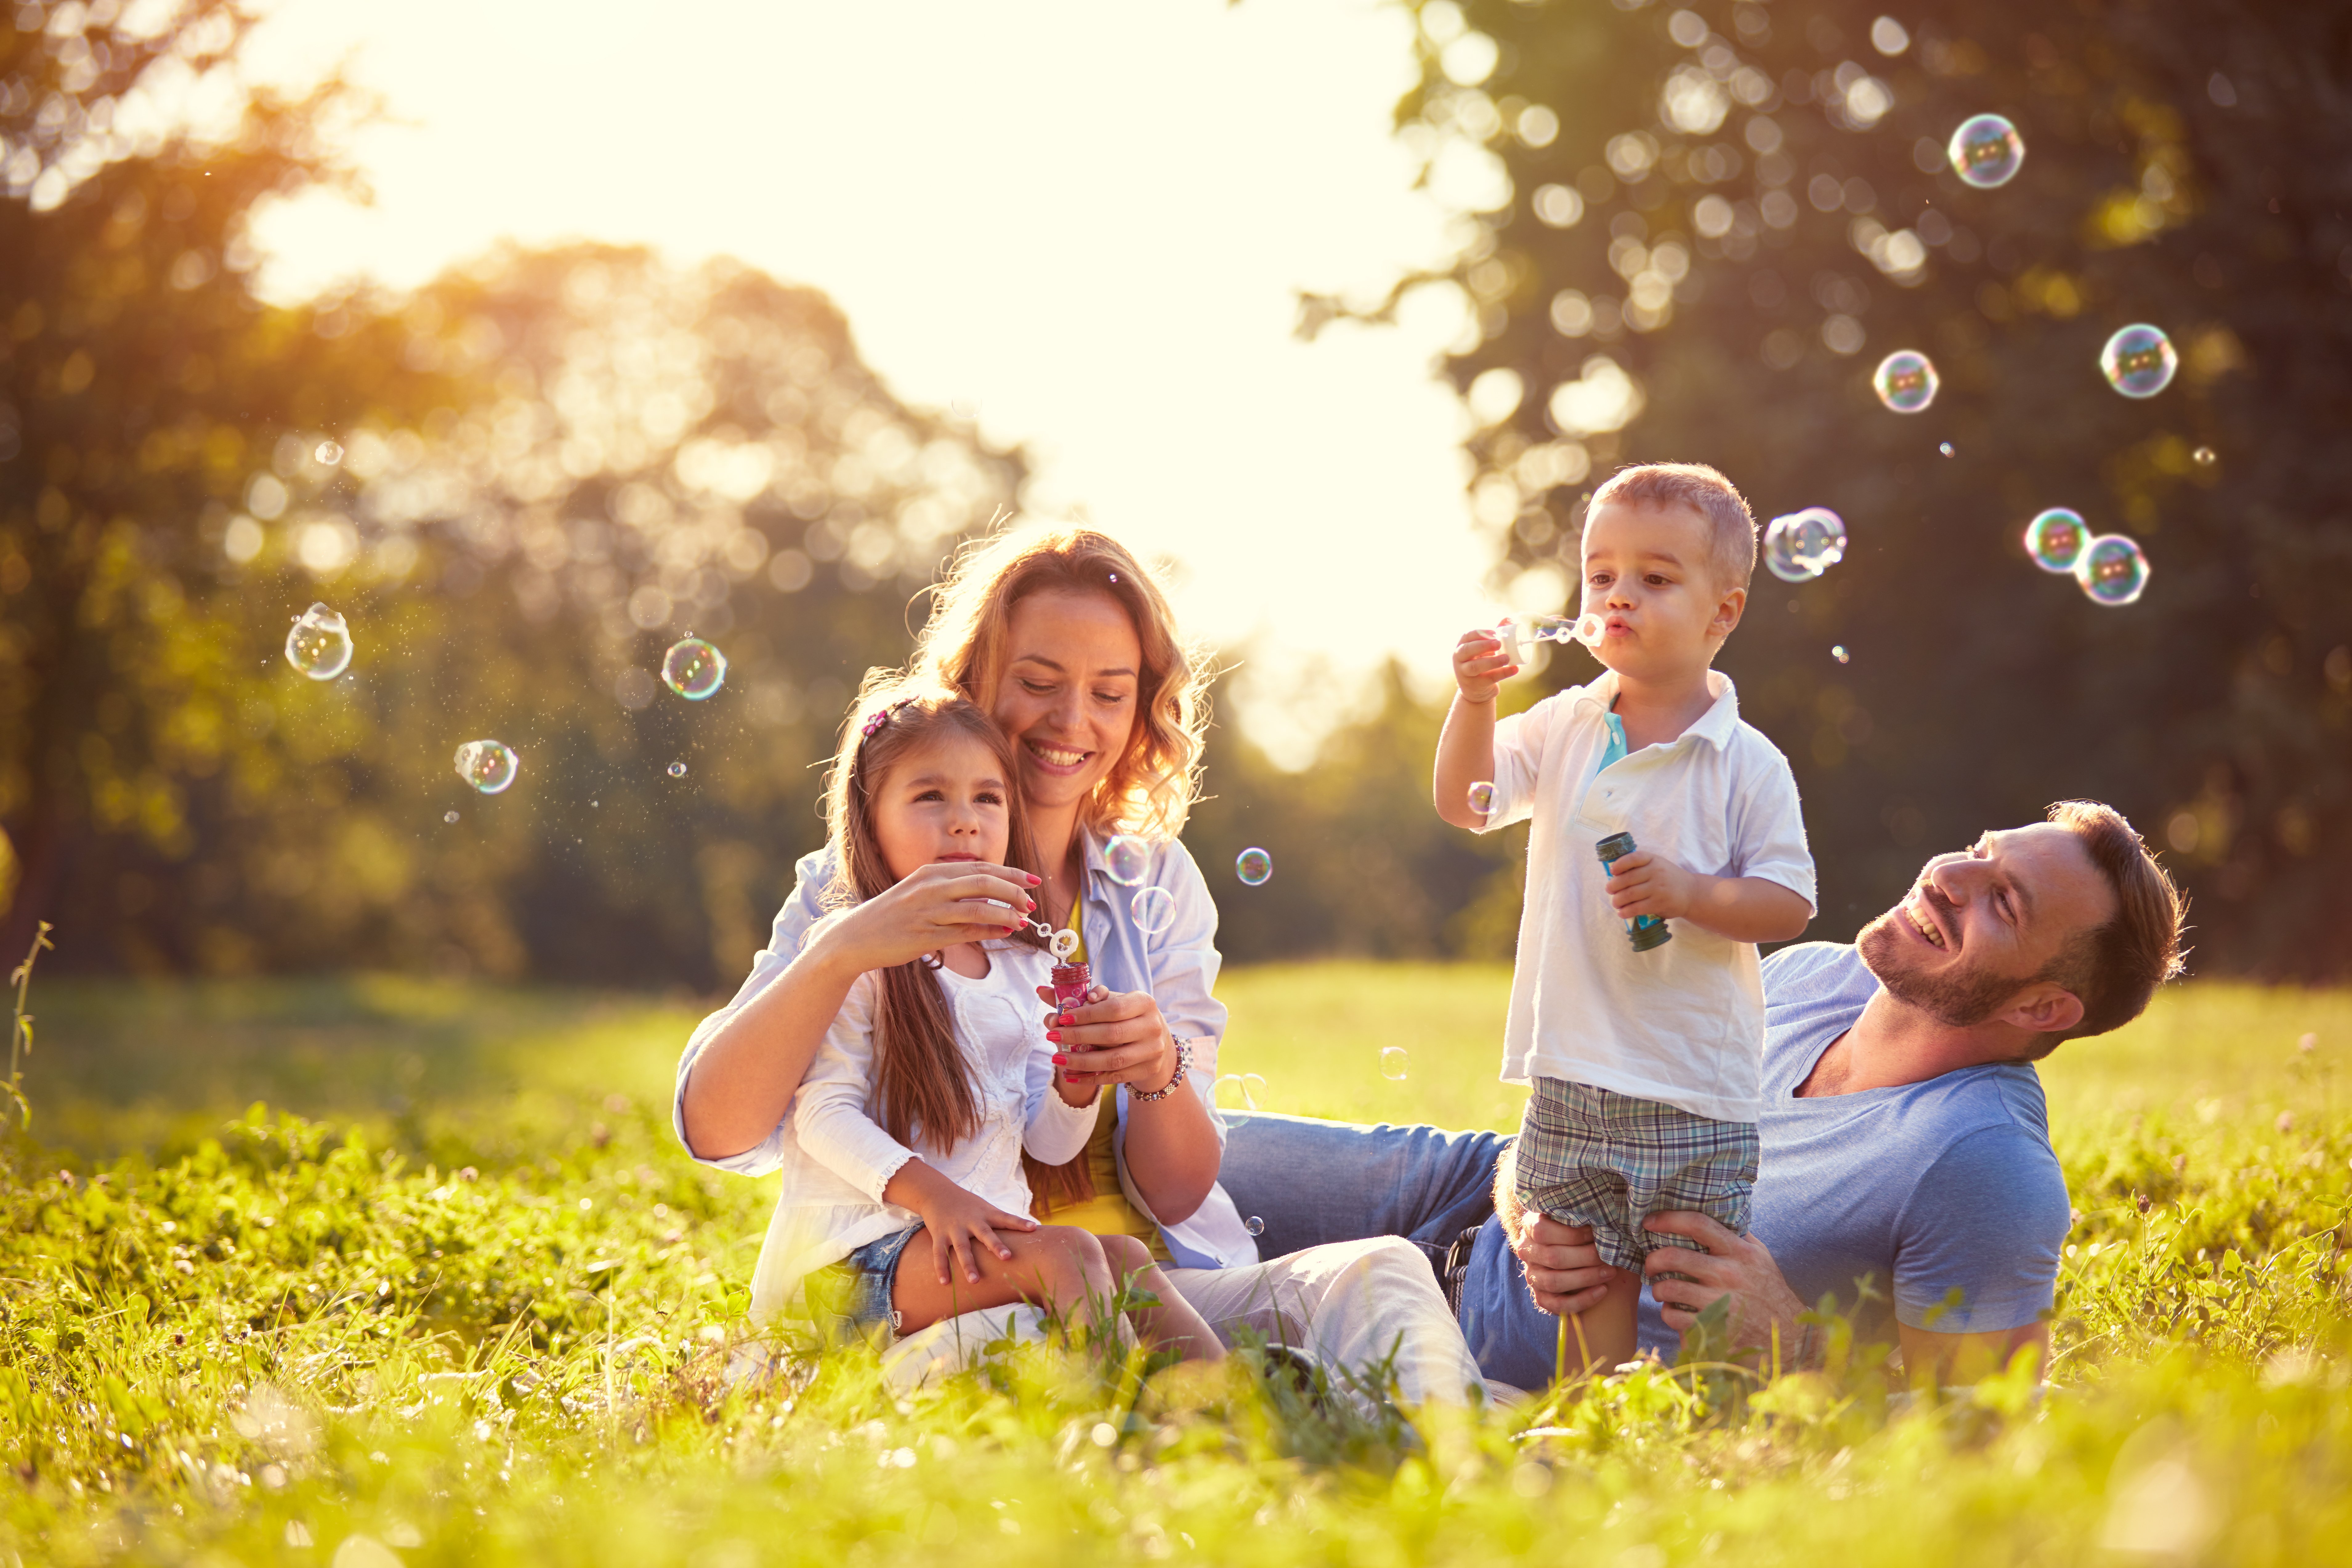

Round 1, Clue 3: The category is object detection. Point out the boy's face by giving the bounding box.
[1578,500,1745,682]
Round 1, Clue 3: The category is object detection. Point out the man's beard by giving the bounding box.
[1857,907,2031,1028]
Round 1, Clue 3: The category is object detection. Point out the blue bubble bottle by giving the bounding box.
[1595,831,1672,952]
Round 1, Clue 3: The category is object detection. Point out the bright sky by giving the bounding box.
[238,0,1504,764]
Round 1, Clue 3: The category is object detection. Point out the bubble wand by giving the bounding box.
[1493,611,1606,666]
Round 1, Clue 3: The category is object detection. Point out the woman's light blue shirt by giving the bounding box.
[672,830,1258,1271]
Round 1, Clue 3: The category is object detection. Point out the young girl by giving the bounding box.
[786,688,1223,1360]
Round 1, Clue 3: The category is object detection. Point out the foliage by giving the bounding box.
[0,2,1022,986]
[1348,0,2352,974]
[3,965,2349,1563]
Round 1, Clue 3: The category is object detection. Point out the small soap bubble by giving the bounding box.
[1763,508,1848,583]
[1872,350,1939,414]
[1832,645,1850,664]
[1245,1216,1265,1237]
[1947,113,2025,188]
[1380,1047,1408,1081]
[660,636,728,701]
[2075,534,2150,606]
[1104,834,1150,887]
[1468,781,1497,817]
[283,602,353,681]
[314,440,343,466]
[454,740,519,795]
[1235,847,1273,887]
[2100,324,2178,398]
[2193,446,2217,466]
[2023,508,2089,574]
[1214,1073,1266,1112]
[1130,885,1177,935]
[1938,442,1954,457]
[443,810,459,824]
[667,760,688,778]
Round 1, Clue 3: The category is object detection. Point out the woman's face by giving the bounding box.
[989,589,1142,819]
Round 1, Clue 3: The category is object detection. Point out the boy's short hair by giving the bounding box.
[1586,463,1758,590]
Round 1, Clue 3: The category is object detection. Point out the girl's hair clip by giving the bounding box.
[860,697,914,740]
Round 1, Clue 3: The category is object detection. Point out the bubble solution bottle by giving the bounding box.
[1049,959,1093,1016]
[1595,831,1673,952]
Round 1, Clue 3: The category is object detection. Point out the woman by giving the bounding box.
[675,525,1483,1405]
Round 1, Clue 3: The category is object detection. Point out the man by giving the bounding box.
[1219,801,2187,1389]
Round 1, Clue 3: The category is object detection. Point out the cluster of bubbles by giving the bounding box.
[661,636,728,701]
[1380,1047,1408,1081]
[1235,847,1273,886]
[2023,508,2150,606]
[454,740,519,795]
[1871,351,1939,414]
[283,603,353,681]
[1831,645,1850,665]
[1763,508,1848,584]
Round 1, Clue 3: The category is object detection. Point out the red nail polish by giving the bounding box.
[1046,1030,1061,1042]
[1051,1054,1068,1065]
[1026,873,1042,885]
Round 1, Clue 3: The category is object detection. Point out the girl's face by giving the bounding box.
[868,732,1013,884]
[988,589,1142,818]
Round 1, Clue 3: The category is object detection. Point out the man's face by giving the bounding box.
[1857,824,2118,1028]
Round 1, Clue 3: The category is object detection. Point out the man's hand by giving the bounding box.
[1640,1210,1810,1360]
[1507,1211,1616,1317]
[1452,629,1519,705]
[1604,850,1698,922]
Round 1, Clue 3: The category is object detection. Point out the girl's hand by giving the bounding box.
[820,860,1042,973]
[1452,629,1518,705]
[1035,984,1181,1097]
[911,1178,1041,1286]
[1604,850,1696,921]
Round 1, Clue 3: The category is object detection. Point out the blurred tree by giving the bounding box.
[1332,0,2352,977]
[0,3,1020,984]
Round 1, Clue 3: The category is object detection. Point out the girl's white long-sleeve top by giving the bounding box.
[754,939,1097,1316]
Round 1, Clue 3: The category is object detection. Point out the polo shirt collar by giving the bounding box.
[1568,668,1742,750]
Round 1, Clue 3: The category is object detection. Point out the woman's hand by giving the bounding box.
[1035,984,1179,1097]
[819,860,1042,973]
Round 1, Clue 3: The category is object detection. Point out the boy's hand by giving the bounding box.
[1605,850,1697,920]
[1452,629,1519,704]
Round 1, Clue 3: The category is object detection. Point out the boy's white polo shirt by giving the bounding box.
[1478,668,1815,1123]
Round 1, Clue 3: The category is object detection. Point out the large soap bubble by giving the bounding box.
[2023,508,2089,573]
[284,603,353,681]
[1763,508,1848,583]
[2076,535,2150,606]
[2100,325,2178,398]
[1872,350,1939,414]
[1235,847,1272,887]
[661,636,728,701]
[1130,886,1177,935]
[1947,113,2024,188]
[454,740,519,795]
[1104,834,1150,887]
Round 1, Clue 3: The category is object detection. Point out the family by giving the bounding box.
[672,462,2188,1402]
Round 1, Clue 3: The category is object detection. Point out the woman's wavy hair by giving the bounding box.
[820,683,1045,1152]
[911,523,1211,840]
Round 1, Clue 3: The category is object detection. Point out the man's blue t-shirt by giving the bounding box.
[1458,942,2071,1386]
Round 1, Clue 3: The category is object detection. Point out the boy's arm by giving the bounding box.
[1603,856,1813,943]
[1433,628,1515,828]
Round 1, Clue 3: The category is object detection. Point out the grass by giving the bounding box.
[3,962,2349,1565]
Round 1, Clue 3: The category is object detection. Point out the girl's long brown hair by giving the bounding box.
[823,687,1046,1153]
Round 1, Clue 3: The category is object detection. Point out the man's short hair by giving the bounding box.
[2036,800,2188,1051]
[1586,462,1759,590]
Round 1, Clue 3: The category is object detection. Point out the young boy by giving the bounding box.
[1433,463,1816,1372]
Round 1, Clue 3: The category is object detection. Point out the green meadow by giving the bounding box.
[3,964,2348,1565]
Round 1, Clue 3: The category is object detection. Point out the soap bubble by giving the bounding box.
[2075,535,2150,606]
[1245,1216,1265,1237]
[314,440,343,466]
[454,740,519,795]
[1947,113,2024,188]
[1938,442,1954,457]
[1130,886,1177,935]
[667,760,688,778]
[1235,847,1273,886]
[2023,508,2089,573]
[283,602,353,681]
[1468,781,1497,817]
[660,636,728,701]
[2101,325,2178,398]
[1104,834,1150,887]
[1215,1073,1267,1112]
[1872,350,1939,413]
[2193,446,2217,466]
[1380,1047,1408,1081]
[443,810,459,824]
[1763,508,1848,583]
[1832,645,1850,664]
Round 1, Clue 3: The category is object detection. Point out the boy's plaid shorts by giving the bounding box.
[1513,1077,1759,1275]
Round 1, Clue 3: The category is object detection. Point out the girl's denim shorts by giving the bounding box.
[807,1225,920,1345]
